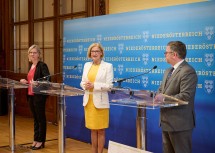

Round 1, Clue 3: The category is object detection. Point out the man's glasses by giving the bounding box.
[164,51,173,55]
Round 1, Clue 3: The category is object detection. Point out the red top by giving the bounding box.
[27,66,36,95]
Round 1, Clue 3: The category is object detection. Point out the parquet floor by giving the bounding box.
[0,115,108,153]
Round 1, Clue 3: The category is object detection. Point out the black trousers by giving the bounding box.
[28,95,47,142]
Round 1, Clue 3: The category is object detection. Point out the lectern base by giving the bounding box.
[2,145,32,153]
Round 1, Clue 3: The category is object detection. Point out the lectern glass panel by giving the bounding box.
[108,87,188,151]
[0,78,29,152]
[31,80,84,153]
[0,78,29,89]
[32,81,84,96]
[109,87,188,109]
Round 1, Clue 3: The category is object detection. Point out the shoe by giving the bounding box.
[29,145,35,149]
[29,142,37,149]
[32,142,45,150]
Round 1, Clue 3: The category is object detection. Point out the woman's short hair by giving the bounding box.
[28,44,41,62]
[87,43,104,59]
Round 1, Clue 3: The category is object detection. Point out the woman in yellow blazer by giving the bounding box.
[80,43,113,153]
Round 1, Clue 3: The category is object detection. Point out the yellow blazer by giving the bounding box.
[80,60,114,108]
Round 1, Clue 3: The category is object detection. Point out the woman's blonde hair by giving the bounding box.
[87,43,104,59]
[28,44,41,62]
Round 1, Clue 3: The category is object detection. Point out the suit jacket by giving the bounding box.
[32,61,50,82]
[29,61,50,98]
[157,61,197,131]
[80,60,113,108]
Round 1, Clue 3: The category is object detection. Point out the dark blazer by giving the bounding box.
[29,61,50,97]
[158,61,198,131]
[32,61,50,82]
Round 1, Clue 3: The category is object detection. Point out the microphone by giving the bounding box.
[36,65,77,81]
[113,65,157,88]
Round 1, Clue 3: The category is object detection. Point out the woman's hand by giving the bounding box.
[20,79,28,84]
[30,79,38,86]
[84,81,94,90]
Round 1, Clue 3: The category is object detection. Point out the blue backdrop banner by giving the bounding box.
[63,1,215,153]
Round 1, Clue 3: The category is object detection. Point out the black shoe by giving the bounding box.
[29,145,35,149]
[29,142,37,149]
[32,142,45,150]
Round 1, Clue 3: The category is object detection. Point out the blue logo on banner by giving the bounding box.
[204,53,214,67]
[78,64,83,73]
[118,43,124,54]
[204,80,214,94]
[97,34,102,42]
[142,54,149,65]
[142,76,149,87]
[142,31,149,42]
[118,64,123,75]
[205,26,214,40]
[79,45,83,54]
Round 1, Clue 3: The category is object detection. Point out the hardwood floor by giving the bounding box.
[0,115,108,153]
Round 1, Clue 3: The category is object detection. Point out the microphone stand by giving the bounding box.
[36,65,77,81]
[113,66,157,88]
[37,72,62,81]
[112,66,157,151]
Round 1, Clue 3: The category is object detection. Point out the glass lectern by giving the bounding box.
[32,81,84,153]
[109,87,188,150]
[0,78,29,152]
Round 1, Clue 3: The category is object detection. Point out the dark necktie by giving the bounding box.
[165,67,174,86]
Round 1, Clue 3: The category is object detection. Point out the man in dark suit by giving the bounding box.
[155,41,198,153]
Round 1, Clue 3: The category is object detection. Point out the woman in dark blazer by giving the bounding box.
[20,44,50,150]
